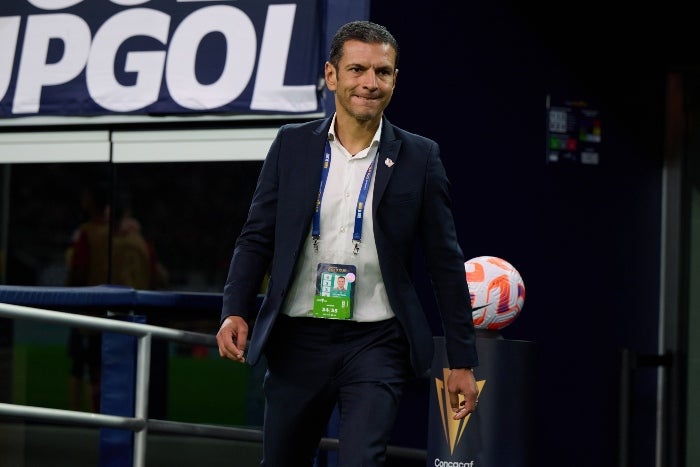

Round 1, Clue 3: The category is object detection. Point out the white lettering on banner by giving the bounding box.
[0,17,20,100]
[110,0,151,6]
[251,3,316,112]
[27,0,83,10]
[166,5,256,110]
[433,459,475,467]
[27,1,161,11]
[87,9,170,112]
[13,14,92,114]
[3,2,319,115]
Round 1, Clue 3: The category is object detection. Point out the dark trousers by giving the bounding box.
[262,314,412,467]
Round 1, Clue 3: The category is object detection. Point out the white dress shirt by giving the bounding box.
[281,115,394,322]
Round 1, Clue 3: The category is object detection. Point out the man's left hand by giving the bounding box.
[446,368,479,420]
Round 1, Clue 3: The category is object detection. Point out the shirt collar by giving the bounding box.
[328,113,382,150]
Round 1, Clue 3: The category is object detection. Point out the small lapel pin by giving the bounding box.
[384,157,394,167]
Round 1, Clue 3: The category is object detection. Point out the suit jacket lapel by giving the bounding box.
[298,118,333,222]
[373,120,401,212]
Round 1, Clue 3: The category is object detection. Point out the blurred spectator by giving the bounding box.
[65,183,167,411]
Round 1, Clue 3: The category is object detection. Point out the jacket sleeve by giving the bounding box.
[420,141,479,369]
[220,126,284,323]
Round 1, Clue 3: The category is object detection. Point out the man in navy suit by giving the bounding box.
[217,20,479,466]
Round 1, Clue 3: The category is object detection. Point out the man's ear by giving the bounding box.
[325,62,337,91]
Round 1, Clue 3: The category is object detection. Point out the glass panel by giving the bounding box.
[111,160,262,292]
[0,157,264,430]
[4,163,111,286]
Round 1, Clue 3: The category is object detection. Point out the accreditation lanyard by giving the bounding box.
[312,140,378,255]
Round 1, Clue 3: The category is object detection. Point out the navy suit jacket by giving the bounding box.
[222,116,478,376]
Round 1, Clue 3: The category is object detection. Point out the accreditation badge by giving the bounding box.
[312,263,356,319]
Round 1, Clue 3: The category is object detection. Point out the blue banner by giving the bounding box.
[0,0,323,118]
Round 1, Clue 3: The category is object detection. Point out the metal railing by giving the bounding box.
[0,301,427,466]
[617,348,672,467]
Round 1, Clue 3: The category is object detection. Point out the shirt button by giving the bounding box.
[340,227,346,233]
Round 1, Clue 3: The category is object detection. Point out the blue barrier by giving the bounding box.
[0,284,222,310]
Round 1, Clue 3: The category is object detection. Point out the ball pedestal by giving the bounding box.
[426,334,537,466]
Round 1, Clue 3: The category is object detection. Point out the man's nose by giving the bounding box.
[362,70,378,88]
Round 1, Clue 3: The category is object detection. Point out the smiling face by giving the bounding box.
[336,276,346,289]
[325,39,397,126]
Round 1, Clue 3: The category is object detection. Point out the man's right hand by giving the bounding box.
[216,315,248,363]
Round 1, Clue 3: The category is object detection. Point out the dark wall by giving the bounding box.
[369,2,680,465]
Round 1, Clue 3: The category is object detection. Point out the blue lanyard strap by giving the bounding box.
[312,140,378,255]
[352,150,378,254]
[311,141,332,251]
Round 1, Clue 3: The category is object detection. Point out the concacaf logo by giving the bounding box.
[434,369,486,454]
